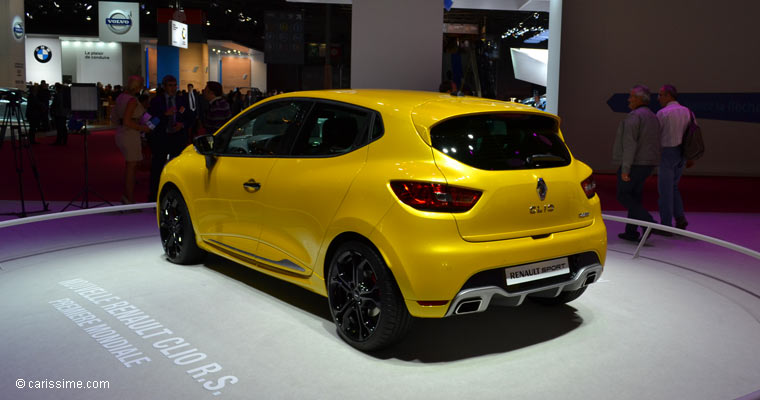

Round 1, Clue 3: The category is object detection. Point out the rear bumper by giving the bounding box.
[444,263,603,316]
[370,202,607,318]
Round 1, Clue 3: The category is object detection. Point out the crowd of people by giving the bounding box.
[22,77,274,206]
[111,75,247,205]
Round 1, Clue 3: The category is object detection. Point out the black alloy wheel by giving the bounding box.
[327,241,412,351]
[159,188,205,265]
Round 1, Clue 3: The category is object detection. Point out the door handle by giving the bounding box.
[243,179,261,192]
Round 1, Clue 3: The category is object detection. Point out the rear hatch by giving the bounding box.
[414,102,594,241]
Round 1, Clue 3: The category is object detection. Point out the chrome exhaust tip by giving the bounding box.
[455,299,483,315]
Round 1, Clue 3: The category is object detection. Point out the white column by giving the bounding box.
[351,0,442,91]
[251,49,267,92]
[545,0,562,114]
[0,0,26,89]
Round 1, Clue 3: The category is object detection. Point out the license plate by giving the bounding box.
[505,257,570,285]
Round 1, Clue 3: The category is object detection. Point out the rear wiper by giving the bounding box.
[526,154,566,165]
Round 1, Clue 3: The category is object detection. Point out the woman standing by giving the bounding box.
[113,75,150,205]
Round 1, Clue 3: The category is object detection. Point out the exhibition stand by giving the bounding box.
[1,204,759,400]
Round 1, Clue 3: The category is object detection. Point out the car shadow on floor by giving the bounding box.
[373,303,583,362]
[202,253,333,321]
[202,253,584,362]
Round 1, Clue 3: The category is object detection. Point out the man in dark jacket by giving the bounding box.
[51,83,71,145]
[25,84,43,144]
[147,75,192,202]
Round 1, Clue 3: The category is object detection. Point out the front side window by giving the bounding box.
[214,100,312,156]
[430,114,571,170]
[291,102,373,156]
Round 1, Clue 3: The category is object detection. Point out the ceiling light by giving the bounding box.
[86,4,92,10]
[146,10,150,14]
[86,16,91,21]
[206,20,211,26]
[54,2,60,8]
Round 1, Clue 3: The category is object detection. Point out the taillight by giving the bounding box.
[581,175,596,199]
[390,181,481,213]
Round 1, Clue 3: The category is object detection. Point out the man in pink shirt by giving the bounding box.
[656,84,691,234]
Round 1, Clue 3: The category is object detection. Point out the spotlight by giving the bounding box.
[86,16,91,21]
[86,4,92,10]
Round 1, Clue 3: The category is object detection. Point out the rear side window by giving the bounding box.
[430,114,571,170]
[291,102,371,156]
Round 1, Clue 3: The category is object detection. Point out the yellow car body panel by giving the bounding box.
[158,89,607,319]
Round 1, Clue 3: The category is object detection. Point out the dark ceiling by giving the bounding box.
[23,0,549,50]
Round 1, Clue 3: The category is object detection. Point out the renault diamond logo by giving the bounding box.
[34,45,52,64]
[536,178,547,201]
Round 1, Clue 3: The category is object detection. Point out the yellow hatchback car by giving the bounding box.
[157,89,607,351]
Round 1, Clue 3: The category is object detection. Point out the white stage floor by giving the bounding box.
[1,203,759,399]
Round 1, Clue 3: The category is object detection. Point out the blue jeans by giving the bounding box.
[617,165,656,235]
[658,147,686,227]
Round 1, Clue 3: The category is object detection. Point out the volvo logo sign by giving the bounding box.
[34,45,52,64]
[106,9,133,34]
[536,178,547,201]
[12,16,24,40]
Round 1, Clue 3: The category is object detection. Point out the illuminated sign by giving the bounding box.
[170,20,188,49]
[98,2,140,43]
[12,16,24,40]
[106,9,133,35]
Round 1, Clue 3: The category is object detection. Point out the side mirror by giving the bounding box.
[193,134,216,169]
[193,134,214,155]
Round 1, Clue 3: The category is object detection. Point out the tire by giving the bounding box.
[327,241,412,352]
[530,287,587,306]
[159,188,206,265]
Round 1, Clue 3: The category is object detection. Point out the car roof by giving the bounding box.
[269,89,546,115]
[267,89,561,143]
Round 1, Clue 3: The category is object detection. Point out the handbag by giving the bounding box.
[681,111,705,161]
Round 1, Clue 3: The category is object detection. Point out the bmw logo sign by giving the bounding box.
[34,45,52,64]
[106,9,133,34]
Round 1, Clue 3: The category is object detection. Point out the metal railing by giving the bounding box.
[602,214,760,261]
[1,205,757,263]
[0,203,156,229]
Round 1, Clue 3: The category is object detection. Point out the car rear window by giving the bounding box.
[430,113,571,170]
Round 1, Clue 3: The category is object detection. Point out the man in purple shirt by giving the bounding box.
[202,81,231,134]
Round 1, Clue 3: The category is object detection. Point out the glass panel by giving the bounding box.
[214,100,311,156]
[430,114,571,170]
[291,102,371,156]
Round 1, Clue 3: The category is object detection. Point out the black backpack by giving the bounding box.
[682,111,705,160]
